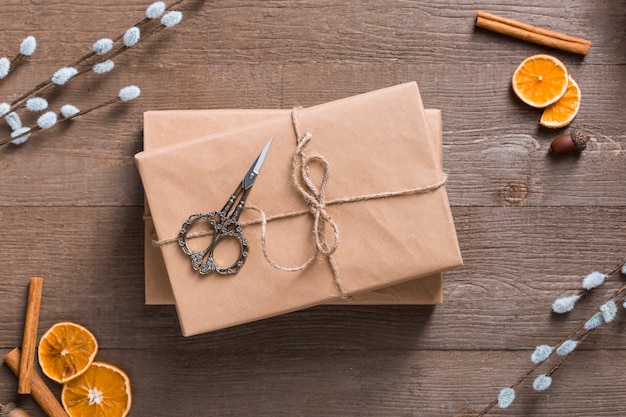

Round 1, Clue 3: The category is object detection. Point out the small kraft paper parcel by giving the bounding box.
[143,107,447,306]
[135,82,463,336]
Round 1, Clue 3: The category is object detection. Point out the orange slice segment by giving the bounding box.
[540,76,581,128]
[61,362,132,417]
[38,322,98,383]
[512,54,569,108]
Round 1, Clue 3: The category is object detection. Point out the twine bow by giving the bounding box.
[292,123,339,257]
[254,109,348,297]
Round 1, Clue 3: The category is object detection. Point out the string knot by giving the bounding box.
[292,131,339,257]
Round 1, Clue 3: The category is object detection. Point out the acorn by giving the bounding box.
[0,403,30,417]
[549,128,589,155]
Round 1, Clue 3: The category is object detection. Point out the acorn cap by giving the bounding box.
[0,403,30,417]
[571,128,589,151]
[0,403,15,417]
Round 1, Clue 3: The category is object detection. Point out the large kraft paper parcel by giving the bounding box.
[135,82,463,336]
[143,108,445,306]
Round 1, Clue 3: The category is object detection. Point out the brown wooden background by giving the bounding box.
[1,1,625,416]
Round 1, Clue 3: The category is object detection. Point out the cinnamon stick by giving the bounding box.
[476,10,591,55]
[4,348,69,417]
[18,277,44,394]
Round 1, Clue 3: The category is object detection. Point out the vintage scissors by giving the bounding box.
[178,137,273,275]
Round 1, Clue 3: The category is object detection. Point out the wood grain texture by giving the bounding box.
[0,1,625,416]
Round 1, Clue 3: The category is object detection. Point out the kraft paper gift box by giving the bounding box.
[136,82,462,336]
[143,108,446,306]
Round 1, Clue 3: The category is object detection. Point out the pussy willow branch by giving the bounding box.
[68,0,186,68]
[476,259,626,417]
[102,22,169,63]
[7,0,188,111]
[545,279,626,378]
[9,54,25,68]
[70,0,186,67]
[0,95,123,147]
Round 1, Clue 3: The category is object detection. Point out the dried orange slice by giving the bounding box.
[540,76,581,128]
[61,362,132,417]
[38,322,98,383]
[512,54,569,108]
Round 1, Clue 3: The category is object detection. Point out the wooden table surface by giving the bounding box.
[1,1,625,416]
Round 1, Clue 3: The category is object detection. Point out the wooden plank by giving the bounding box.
[115,349,626,416]
[0,205,623,351]
[3,348,625,417]
[1,61,624,206]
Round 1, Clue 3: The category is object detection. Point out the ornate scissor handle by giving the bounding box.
[178,212,249,275]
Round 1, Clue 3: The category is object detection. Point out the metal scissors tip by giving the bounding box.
[253,137,273,174]
[244,137,273,188]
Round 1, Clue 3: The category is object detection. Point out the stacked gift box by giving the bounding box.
[136,82,462,336]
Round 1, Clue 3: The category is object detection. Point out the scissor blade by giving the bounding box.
[242,137,273,189]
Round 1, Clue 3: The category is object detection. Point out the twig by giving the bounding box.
[6,0,185,112]
[0,85,140,147]
[476,259,625,416]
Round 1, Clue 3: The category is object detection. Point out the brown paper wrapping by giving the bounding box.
[143,109,445,306]
[136,82,462,336]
